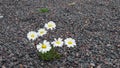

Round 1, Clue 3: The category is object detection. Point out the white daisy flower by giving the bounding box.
[36,40,51,53]
[27,31,38,41]
[64,38,76,47]
[37,28,47,37]
[51,38,64,47]
[44,21,56,30]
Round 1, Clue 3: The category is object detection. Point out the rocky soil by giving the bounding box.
[0,0,120,68]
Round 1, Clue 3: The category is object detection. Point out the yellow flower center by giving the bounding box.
[40,31,44,34]
[56,41,60,44]
[68,41,73,45]
[31,34,35,38]
[48,24,53,27]
[42,44,47,49]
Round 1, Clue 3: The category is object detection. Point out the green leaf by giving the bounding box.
[38,8,49,13]
[38,47,61,61]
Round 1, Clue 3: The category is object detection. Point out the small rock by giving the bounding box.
[106,44,111,46]
[117,44,120,47]
[75,52,79,57]
[19,64,23,68]
[41,63,44,66]
[2,65,6,68]
[0,57,2,61]
[97,64,102,68]
[90,63,95,66]
[68,2,76,6]
[60,67,64,68]
[0,16,3,18]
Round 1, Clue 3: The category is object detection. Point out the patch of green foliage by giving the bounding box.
[38,8,49,13]
[38,47,61,61]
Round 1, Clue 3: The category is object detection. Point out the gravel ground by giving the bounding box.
[0,0,120,68]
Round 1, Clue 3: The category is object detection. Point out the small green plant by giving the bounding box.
[38,47,61,61]
[38,8,49,13]
[27,21,76,61]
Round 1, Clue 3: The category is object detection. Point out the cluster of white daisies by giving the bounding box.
[27,21,76,53]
